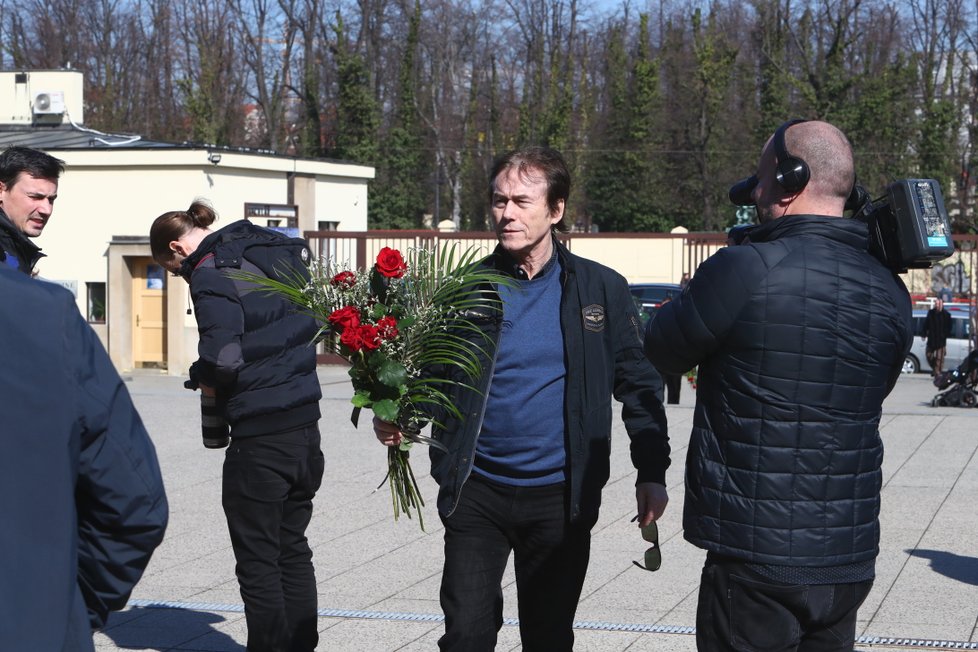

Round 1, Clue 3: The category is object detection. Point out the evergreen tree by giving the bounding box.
[330,12,380,166]
[686,6,740,231]
[369,0,427,229]
[586,15,667,232]
[751,0,790,137]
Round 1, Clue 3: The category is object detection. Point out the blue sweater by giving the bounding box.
[475,255,567,486]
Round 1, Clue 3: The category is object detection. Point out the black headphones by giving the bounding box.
[729,119,810,206]
[729,118,865,210]
[772,119,810,193]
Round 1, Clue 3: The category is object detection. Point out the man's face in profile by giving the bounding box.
[0,172,59,237]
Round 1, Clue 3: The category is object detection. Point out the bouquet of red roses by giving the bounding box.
[246,244,509,529]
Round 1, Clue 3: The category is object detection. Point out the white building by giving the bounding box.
[0,69,374,376]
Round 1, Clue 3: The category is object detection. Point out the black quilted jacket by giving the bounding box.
[181,220,322,437]
[645,215,912,566]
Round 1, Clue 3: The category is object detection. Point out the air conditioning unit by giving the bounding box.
[33,91,66,115]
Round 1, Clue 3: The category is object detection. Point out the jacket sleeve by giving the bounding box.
[70,300,169,630]
[644,246,763,375]
[611,278,671,485]
[884,281,914,396]
[190,266,245,387]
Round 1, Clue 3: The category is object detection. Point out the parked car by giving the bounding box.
[903,308,974,374]
[629,283,683,314]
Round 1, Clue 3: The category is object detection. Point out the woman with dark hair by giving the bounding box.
[150,200,324,652]
[149,200,218,273]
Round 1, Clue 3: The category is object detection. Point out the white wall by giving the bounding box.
[28,148,372,333]
[314,177,370,230]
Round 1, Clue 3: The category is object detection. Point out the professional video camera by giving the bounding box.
[728,176,954,273]
[849,179,955,273]
[727,120,955,273]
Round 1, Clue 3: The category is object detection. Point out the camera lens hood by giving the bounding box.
[729,176,758,206]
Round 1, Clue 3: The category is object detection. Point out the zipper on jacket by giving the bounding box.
[446,314,501,518]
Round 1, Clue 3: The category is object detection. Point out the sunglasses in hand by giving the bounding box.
[631,515,661,572]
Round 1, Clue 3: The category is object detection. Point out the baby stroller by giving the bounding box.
[931,350,978,407]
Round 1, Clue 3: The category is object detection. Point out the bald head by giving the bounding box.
[754,120,855,221]
[786,121,854,203]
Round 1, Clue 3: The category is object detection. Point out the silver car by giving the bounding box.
[903,308,975,374]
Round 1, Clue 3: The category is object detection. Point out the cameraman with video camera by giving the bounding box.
[645,120,913,652]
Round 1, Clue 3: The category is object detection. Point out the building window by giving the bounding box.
[317,220,339,231]
[87,282,106,323]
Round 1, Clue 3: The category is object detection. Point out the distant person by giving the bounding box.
[923,298,953,376]
[646,120,912,652]
[0,267,168,651]
[150,201,324,652]
[374,146,671,651]
[0,145,64,275]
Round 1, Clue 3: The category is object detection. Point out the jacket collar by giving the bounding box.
[178,228,223,279]
[490,233,574,280]
[0,207,44,270]
[747,214,869,251]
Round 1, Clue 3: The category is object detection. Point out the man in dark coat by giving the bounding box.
[923,298,953,375]
[375,146,670,652]
[0,267,168,651]
[645,120,912,652]
[0,145,64,275]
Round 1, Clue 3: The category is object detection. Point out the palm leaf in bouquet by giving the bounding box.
[233,242,512,529]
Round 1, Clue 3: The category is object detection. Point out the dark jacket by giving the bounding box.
[0,268,168,650]
[0,207,43,274]
[645,215,912,567]
[181,220,322,437]
[923,307,952,350]
[429,238,671,525]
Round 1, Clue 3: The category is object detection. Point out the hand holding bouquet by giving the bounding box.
[241,244,509,529]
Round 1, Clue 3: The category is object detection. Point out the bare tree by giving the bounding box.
[226,0,298,151]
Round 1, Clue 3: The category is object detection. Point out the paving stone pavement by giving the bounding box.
[89,368,978,651]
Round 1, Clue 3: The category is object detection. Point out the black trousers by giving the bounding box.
[696,555,873,652]
[663,373,683,404]
[438,474,592,652]
[222,423,325,652]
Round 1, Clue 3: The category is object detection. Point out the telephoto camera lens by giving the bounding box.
[200,394,230,449]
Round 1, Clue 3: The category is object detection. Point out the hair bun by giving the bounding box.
[186,200,217,228]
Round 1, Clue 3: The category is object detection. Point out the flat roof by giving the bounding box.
[0,125,375,179]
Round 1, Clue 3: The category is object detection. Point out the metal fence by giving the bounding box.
[304,229,977,302]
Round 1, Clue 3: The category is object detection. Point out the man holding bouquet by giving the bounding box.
[375,146,670,651]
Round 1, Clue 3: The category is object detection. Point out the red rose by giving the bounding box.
[375,247,407,278]
[328,306,360,331]
[331,271,356,289]
[377,315,398,340]
[359,324,383,350]
[340,326,364,351]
